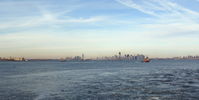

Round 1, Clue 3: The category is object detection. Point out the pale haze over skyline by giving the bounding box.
[0,0,199,59]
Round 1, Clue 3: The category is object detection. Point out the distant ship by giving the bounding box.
[143,57,150,63]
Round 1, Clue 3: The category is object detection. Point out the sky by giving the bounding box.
[0,0,199,59]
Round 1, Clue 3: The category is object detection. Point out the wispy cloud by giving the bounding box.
[0,11,106,30]
[116,0,199,21]
[0,0,107,30]
[116,0,199,37]
[116,0,158,16]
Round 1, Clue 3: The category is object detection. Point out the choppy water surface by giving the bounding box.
[0,60,199,100]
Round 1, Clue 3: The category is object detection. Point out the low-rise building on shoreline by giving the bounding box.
[0,57,27,61]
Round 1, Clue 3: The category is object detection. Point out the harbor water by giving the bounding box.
[0,60,199,100]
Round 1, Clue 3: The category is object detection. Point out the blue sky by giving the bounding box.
[0,0,199,58]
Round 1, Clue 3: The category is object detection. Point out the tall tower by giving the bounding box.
[119,52,121,60]
[82,54,84,60]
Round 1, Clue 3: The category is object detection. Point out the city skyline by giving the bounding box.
[0,0,199,58]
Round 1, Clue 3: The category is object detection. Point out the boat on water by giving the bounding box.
[143,57,150,63]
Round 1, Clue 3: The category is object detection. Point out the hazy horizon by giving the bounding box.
[0,0,199,58]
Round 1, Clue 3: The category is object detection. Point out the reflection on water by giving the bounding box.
[0,60,199,100]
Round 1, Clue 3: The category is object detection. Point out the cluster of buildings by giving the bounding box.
[0,57,27,61]
[2,54,199,62]
[173,55,199,60]
[97,52,146,61]
[60,54,85,61]
[60,52,147,62]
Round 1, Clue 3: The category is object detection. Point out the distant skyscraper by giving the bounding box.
[119,52,121,56]
[82,54,84,60]
[119,52,121,60]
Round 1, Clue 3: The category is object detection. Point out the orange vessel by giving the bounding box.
[143,58,150,62]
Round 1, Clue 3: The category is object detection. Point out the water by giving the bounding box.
[0,60,199,100]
